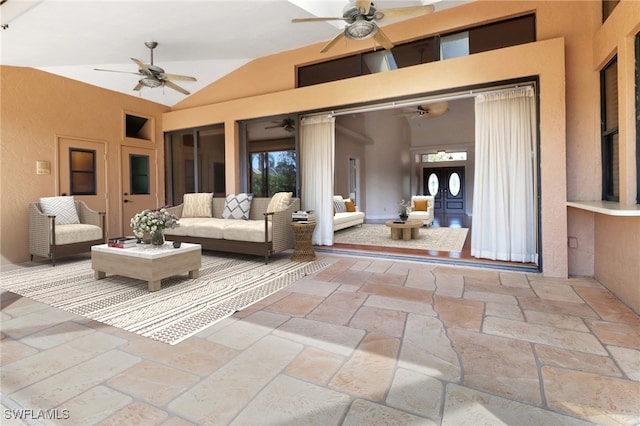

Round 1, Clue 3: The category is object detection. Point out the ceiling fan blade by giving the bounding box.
[130,57,151,73]
[376,5,435,21]
[133,83,144,91]
[321,31,346,53]
[373,27,394,50]
[356,0,370,14]
[292,17,344,23]
[94,68,141,76]
[161,73,197,82]
[164,80,190,95]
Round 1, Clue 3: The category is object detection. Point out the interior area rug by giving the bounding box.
[1,254,328,345]
[333,224,469,253]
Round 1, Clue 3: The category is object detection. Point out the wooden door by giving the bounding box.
[423,167,465,214]
[57,137,107,214]
[121,146,158,236]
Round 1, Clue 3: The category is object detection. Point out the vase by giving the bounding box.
[150,229,165,246]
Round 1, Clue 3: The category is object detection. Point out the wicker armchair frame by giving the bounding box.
[29,200,106,266]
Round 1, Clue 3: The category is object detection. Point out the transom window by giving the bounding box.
[422,151,468,163]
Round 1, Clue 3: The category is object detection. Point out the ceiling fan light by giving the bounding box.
[139,77,162,88]
[345,19,377,40]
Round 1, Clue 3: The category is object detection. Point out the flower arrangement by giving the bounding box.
[130,207,179,236]
[399,200,411,220]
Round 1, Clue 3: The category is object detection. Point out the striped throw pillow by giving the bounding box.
[39,196,80,225]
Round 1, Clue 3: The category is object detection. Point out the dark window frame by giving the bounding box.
[636,32,640,204]
[297,14,535,88]
[601,56,619,202]
[69,148,96,195]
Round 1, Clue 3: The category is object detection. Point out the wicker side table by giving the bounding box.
[290,222,317,262]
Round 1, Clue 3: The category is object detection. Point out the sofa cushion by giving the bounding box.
[344,199,356,212]
[266,192,292,213]
[39,196,80,225]
[333,195,347,213]
[222,193,253,220]
[168,218,235,239]
[333,211,365,227]
[182,193,213,218]
[54,224,101,245]
[223,220,272,243]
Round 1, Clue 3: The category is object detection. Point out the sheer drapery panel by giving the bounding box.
[472,87,537,263]
[300,116,335,245]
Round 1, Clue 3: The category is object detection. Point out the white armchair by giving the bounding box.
[407,195,435,227]
[29,198,105,266]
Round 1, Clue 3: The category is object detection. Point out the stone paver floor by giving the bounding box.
[1,252,639,425]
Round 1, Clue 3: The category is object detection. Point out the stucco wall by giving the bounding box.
[0,66,168,265]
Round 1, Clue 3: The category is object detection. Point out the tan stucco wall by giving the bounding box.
[0,66,169,265]
[588,1,640,312]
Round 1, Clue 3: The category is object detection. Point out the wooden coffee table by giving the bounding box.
[91,242,201,292]
[384,219,423,241]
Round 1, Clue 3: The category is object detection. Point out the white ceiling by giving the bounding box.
[0,0,469,106]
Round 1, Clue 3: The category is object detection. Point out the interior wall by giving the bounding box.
[0,66,169,265]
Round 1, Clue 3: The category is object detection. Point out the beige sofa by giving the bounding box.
[407,195,435,226]
[164,194,300,263]
[333,195,365,231]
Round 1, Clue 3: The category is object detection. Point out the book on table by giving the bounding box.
[107,236,138,248]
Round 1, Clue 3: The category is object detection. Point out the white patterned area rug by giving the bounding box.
[333,224,469,253]
[1,254,328,345]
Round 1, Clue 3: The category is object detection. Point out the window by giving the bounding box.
[69,149,96,195]
[250,150,297,197]
[297,15,535,88]
[165,125,226,204]
[129,154,150,195]
[601,57,619,201]
[602,0,620,22]
[636,33,640,204]
[422,151,468,163]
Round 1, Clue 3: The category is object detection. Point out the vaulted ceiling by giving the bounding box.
[1,0,470,106]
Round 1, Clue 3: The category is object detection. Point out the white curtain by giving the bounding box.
[300,116,335,245]
[472,87,537,263]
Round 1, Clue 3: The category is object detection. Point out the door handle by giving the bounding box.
[124,199,131,203]
[61,192,67,196]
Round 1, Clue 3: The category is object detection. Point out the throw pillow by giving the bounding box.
[182,193,213,218]
[413,199,428,211]
[222,193,254,220]
[39,196,80,225]
[344,199,356,212]
[333,196,347,213]
[266,192,292,213]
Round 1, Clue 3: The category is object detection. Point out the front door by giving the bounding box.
[121,146,158,236]
[57,136,107,214]
[424,167,465,214]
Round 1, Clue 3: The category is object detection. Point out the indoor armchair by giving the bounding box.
[29,197,106,266]
[407,195,435,227]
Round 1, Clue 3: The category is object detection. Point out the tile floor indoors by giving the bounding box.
[1,251,639,425]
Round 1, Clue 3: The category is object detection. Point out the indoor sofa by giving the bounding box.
[164,192,299,263]
[333,195,365,231]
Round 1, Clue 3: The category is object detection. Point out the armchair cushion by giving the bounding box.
[39,196,80,225]
[413,199,428,211]
[54,224,104,245]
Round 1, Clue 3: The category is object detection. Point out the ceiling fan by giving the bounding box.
[397,101,449,119]
[265,118,296,133]
[94,41,197,95]
[292,0,435,53]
